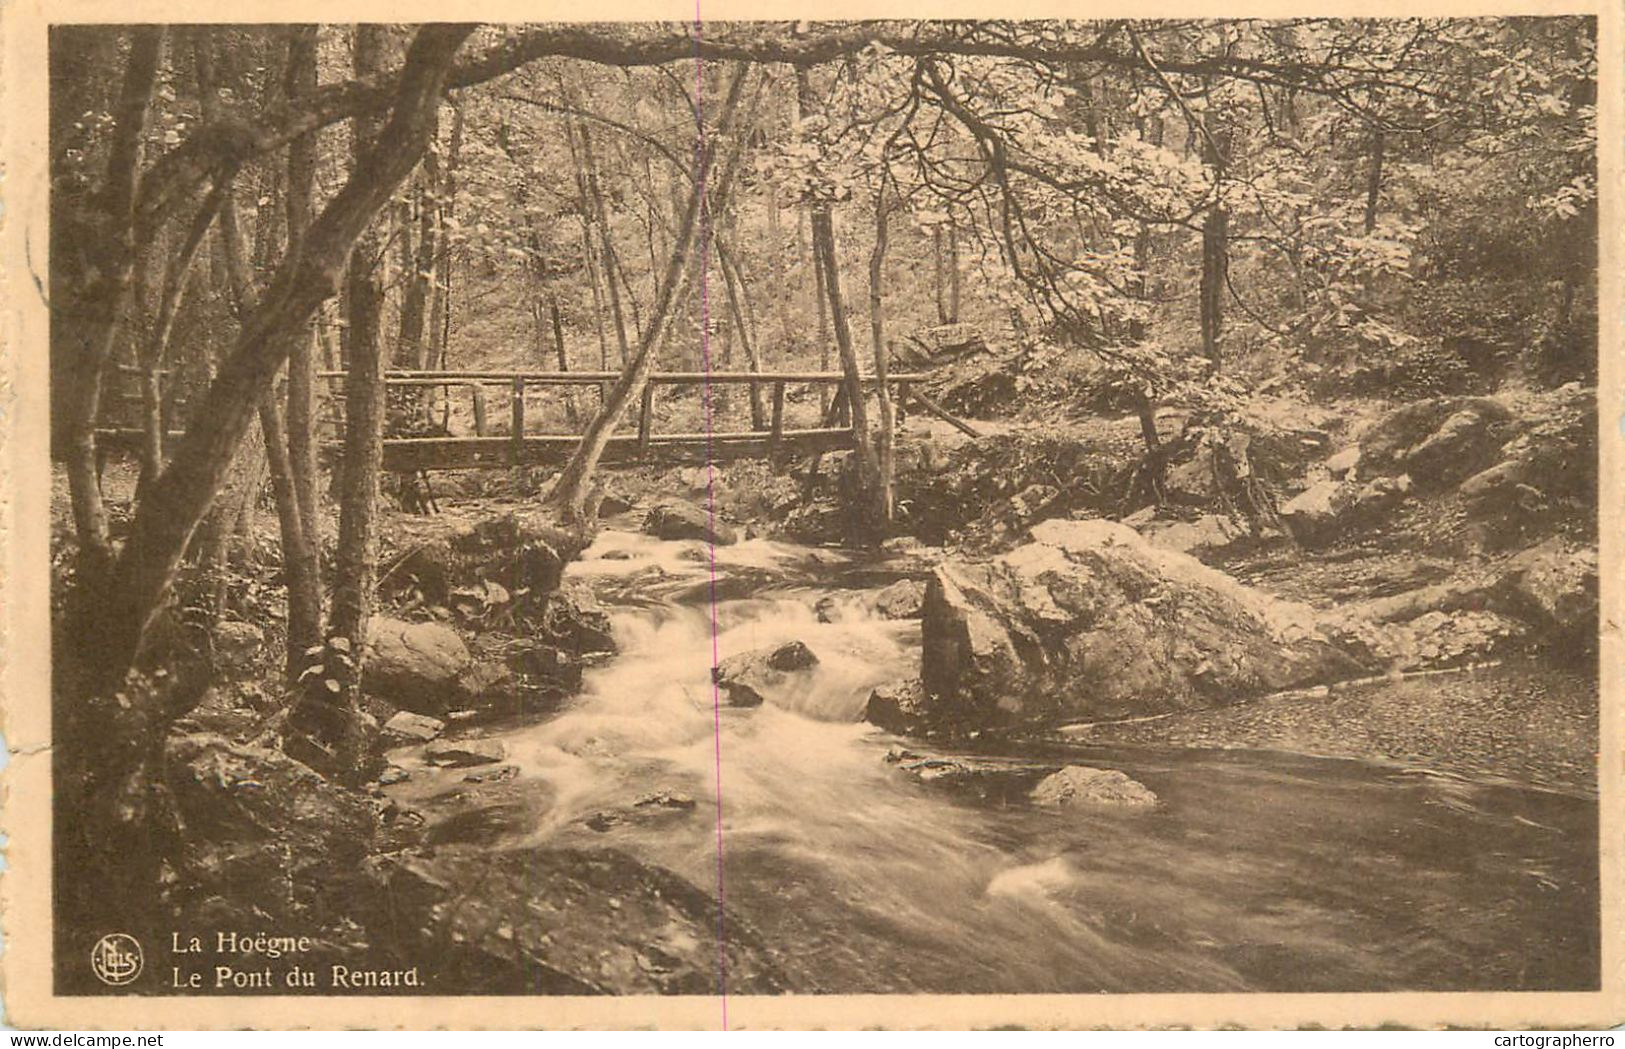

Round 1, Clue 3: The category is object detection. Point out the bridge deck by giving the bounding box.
[380,427,853,471]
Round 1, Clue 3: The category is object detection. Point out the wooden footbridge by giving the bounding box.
[105,367,976,473]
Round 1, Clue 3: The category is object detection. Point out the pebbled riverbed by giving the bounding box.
[385,528,1600,994]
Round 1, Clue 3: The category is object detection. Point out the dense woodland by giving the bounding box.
[47,20,1598,990]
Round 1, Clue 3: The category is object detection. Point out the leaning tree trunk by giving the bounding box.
[549,64,749,522]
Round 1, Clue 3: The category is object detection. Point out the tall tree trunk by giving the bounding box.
[811,204,882,532]
[135,187,222,505]
[1198,124,1231,371]
[795,66,832,408]
[718,238,766,428]
[1363,125,1385,234]
[867,188,895,524]
[283,24,325,669]
[427,99,463,371]
[58,27,166,586]
[932,227,948,324]
[204,34,322,672]
[579,120,634,364]
[315,24,391,772]
[549,65,749,522]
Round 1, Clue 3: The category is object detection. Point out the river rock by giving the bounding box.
[864,678,929,734]
[364,617,472,716]
[373,846,786,994]
[454,660,515,707]
[917,519,1369,731]
[873,579,928,619]
[1278,479,1357,545]
[713,641,819,707]
[541,584,617,657]
[1495,540,1598,645]
[1326,444,1362,479]
[1031,766,1158,808]
[382,711,445,743]
[425,738,506,768]
[644,502,738,545]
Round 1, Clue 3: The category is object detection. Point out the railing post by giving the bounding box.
[768,381,786,467]
[637,383,655,460]
[897,380,911,426]
[511,376,525,461]
[471,383,488,436]
[600,381,611,410]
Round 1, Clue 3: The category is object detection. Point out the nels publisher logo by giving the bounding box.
[90,933,144,987]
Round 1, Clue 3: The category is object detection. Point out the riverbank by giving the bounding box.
[1056,660,1598,796]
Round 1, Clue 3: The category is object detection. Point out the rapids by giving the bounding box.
[403,528,1600,994]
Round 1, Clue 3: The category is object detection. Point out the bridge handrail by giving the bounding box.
[316,369,930,386]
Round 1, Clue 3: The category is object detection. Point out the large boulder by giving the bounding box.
[713,640,819,707]
[364,617,472,716]
[1358,397,1513,491]
[873,578,928,620]
[864,678,928,733]
[644,502,739,545]
[1495,540,1598,648]
[917,519,1369,730]
[540,584,618,657]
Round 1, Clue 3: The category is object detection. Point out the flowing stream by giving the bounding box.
[400,528,1599,994]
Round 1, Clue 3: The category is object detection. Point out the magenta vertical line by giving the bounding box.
[691,9,731,1031]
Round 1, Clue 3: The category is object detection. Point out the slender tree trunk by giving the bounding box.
[427,99,463,372]
[281,24,325,669]
[795,66,832,409]
[205,35,322,670]
[1198,123,1231,371]
[718,238,766,428]
[59,27,165,586]
[1363,126,1385,234]
[327,22,390,712]
[811,204,882,532]
[867,188,895,524]
[549,64,748,522]
[946,221,961,324]
[932,227,948,324]
[135,188,221,505]
[579,121,633,365]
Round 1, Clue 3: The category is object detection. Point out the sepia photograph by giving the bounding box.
[2,9,1615,1028]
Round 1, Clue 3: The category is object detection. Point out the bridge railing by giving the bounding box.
[315,369,933,470]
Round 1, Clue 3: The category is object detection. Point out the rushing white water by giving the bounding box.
[401,528,1600,994]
